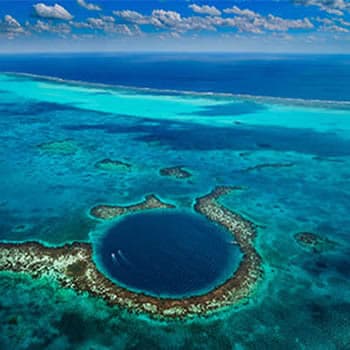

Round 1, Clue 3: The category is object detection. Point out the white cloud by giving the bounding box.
[151,10,182,27]
[152,9,218,31]
[220,16,263,33]
[224,6,258,18]
[295,0,350,16]
[72,16,141,36]
[30,20,71,35]
[114,9,217,32]
[170,32,181,39]
[77,0,101,11]
[113,6,314,34]
[258,15,314,31]
[0,15,25,38]
[320,24,349,32]
[339,18,350,26]
[86,17,115,32]
[116,24,142,36]
[189,4,221,16]
[33,3,73,21]
[113,10,151,25]
[314,16,334,25]
[222,6,314,32]
[314,15,350,28]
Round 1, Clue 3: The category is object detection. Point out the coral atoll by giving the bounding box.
[0,187,263,319]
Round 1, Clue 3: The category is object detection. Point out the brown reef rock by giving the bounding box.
[90,194,175,220]
[294,232,336,253]
[159,166,192,179]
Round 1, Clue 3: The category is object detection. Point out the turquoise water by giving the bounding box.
[0,72,349,349]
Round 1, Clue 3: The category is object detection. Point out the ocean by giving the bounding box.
[1,53,350,101]
[0,54,349,349]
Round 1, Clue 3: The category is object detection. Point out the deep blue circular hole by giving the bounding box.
[97,211,241,298]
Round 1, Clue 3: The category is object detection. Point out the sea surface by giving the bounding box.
[0,54,349,349]
[1,53,350,101]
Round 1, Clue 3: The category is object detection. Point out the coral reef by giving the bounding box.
[294,232,336,253]
[90,195,175,220]
[95,158,132,171]
[159,166,192,179]
[243,162,295,172]
[37,140,79,155]
[0,187,263,319]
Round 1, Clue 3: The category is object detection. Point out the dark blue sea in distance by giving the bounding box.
[98,211,241,298]
[1,53,350,101]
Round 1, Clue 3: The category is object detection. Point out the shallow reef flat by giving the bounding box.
[0,187,262,319]
[294,232,337,253]
[90,195,175,220]
[159,166,192,179]
[37,139,79,155]
[95,158,132,171]
[243,162,295,172]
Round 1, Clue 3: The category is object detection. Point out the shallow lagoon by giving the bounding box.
[0,72,349,349]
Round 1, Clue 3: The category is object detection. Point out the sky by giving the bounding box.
[0,0,350,53]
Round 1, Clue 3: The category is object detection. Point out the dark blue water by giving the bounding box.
[97,211,241,297]
[1,53,350,101]
[63,115,350,157]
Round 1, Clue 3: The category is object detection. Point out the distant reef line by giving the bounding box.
[3,72,350,110]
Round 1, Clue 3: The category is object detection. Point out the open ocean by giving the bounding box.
[1,53,350,101]
[0,54,349,349]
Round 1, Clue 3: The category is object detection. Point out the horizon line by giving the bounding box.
[0,50,350,56]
